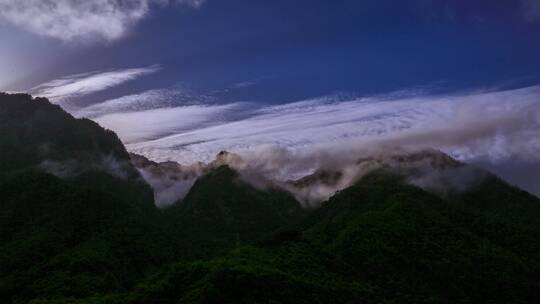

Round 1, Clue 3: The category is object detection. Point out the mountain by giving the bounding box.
[0,93,309,303]
[0,93,176,302]
[300,172,540,303]
[0,93,152,204]
[1,92,540,303]
[0,93,128,174]
[130,151,306,256]
[164,165,306,258]
[129,152,204,207]
[128,172,540,304]
[283,148,487,206]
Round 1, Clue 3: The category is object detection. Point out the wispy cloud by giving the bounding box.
[75,86,215,118]
[71,84,540,195]
[94,103,247,143]
[31,65,160,102]
[232,80,258,89]
[79,85,540,168]
[0,0,205,43]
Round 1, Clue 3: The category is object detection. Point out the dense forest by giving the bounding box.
[1,93,540,303]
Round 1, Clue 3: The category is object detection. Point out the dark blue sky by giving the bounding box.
[3,0,540,102]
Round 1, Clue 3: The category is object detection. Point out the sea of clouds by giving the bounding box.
[79,85,540,166]
[25,66,540,198]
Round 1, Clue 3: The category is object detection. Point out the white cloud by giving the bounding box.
[0,0,205,42]
[69,83,540,196]
[109,85,540,168]
[30,65,160,102]
[75,86,216,118]
[232,80,258,89]
[94,102,246,143]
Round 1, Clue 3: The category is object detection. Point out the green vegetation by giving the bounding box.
[164,165,306,258]
[1,93,539,303]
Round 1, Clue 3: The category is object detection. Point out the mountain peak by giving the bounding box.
[0,93,134,177]
[0,92,152,203]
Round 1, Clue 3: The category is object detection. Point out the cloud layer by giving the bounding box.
[30,65,160,102]
[70,84,540,196]
[0,0,205,42]
[107,86,539,165]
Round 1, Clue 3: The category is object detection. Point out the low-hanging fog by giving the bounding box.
[92,85,540,207]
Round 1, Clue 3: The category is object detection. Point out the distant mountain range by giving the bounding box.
[1,92,540,303]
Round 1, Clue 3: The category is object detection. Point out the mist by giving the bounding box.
[69,84,539,205]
